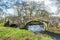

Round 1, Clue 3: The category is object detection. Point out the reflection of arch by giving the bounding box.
[25,20,48,30]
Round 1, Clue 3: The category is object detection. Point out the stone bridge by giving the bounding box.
[23,17,49,28]
[7,17,49,29]
[5,17,60,34]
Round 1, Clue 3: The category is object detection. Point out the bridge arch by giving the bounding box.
[25,20,48,28]
[26,21,45,25]
[25,20,48,33]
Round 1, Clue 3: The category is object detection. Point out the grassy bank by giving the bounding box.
[0,24,52,40]
[47,26,60,34]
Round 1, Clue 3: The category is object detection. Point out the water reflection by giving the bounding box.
[27,24,60,40]
[28,25,45,33]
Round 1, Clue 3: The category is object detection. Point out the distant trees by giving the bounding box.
[12,1,50,24]
[40,10,50,18]
[0,1,51,26]
[0,12,3,20]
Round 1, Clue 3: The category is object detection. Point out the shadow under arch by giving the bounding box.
[25,20,48,30]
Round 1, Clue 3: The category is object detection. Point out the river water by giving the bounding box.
[27,25,60,40]
[27,25,45,33]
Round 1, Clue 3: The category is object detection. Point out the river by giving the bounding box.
[27,25,60,40]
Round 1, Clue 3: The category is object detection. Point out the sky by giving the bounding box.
[0,0,60,17]
[30,0,58,14]
[44,0,58,13]
[44,0,60,16]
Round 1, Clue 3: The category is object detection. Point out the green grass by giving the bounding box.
[0,23,4,27]
[40,37,52,40]
[0,24,53,40]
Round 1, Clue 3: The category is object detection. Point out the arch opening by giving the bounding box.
[25,21,46,33]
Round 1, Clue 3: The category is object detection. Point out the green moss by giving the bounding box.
[27,21,43,25]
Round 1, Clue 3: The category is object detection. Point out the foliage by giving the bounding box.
[40,37,52,40]
[40,10,50,18]
[27,21,43,25]
[0,24,53,40]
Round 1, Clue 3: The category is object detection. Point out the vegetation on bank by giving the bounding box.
[0,24,53,40]
[47,26,60,34]
[25,21,60,34]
